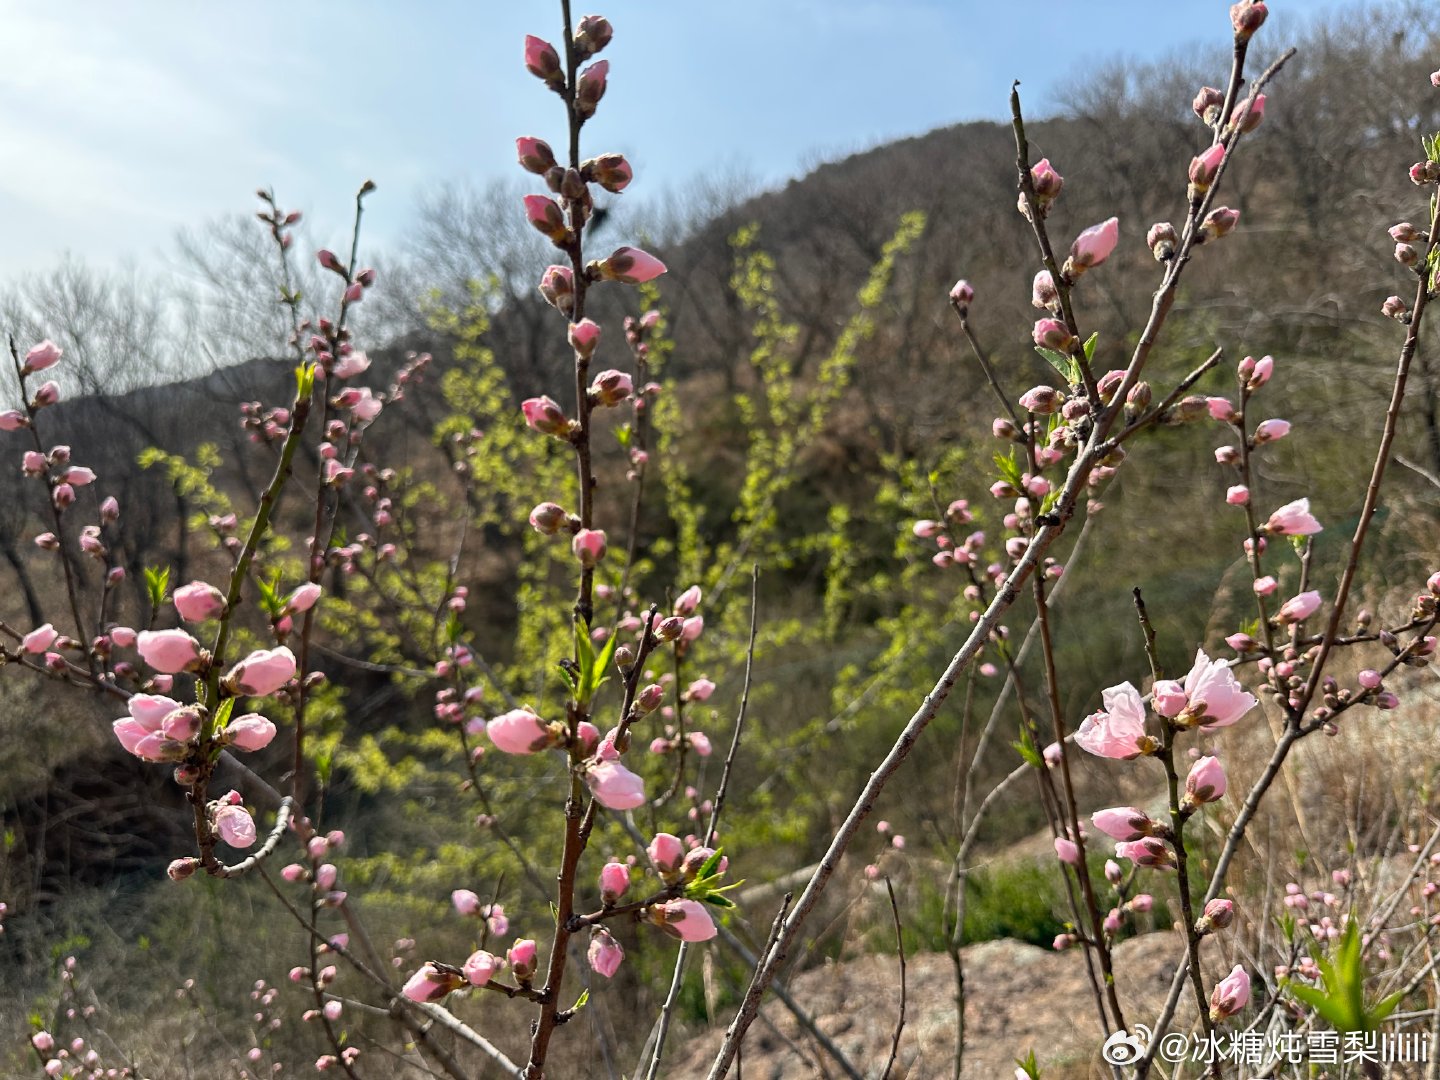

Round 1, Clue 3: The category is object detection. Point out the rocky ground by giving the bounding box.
[669,933,1188,1079]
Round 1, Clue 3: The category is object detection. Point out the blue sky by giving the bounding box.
[0,1,1304,280]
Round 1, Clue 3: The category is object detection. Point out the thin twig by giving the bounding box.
[880,877,908,1080]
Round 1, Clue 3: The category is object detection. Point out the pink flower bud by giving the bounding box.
[529,502,569,534]
[23,340,63,373]
[587,928,625,978]
[673,585,702,615]
[1018,385,1064,415]
[1030,158,1064,205]
[1054,836,1081,866]
[586,759,646,809]
[1209,964,1250,1021]
[285,582,322,613]
[214,802,257,849]
[463,949,500,987]
[1184,755,1227,804]
[1031,270,1058,309]
[1229,93,1265,133]
[316,249,345,273]
[515,136,557,175]
[1065,217,1119,276]
[569,318,602,358]
[1226,485,1250,506]
[1230,1,1267,41]
[1188,143,1226,195]
[173,580,226,622]
[137,629,201,673]
[507,938,539,980]
[572,528,607,567]
[523,35,562,86]
[1199,898,1235,932]
[574,60,608,119]
[1147,221,1178,261]
[589,369,633,407]
[0,409,27,431]
[594,246,667,285]
[452,889,481,916]
[949,279,974,311]
[487,707,554,754]
[523,194,568,244]
[51,483,74,509]
[574,14,614,58]
[654,898,717,942]
[1275,590,1322,624]
[32,380,59,407]
[681,615,704,641]
[1091,807,1155,842]
[1264,498,1322,536]
[402,962,464,1002]
[648,832,685,874]
[226,713,277,752]
[539,265,575,315]
[585,153,633,193]
[522,395,571,437]
[1199,206,1240,241]
[1116,837,1175,869]
[599,861,630,903]
[227,646,297,696]
[1031,319,1075,353]
[686,678,716,702]
[23,623,57,654]
[1255,417,1290,443]
[1358,669,1383,690]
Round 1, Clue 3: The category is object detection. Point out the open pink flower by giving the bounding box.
[654,899,717,942]
[587,929,625,978]
[586,760,646,809]
[227,646,297,696]
[1075,682,1151,759]
[137,629,201,673]
[1177,649,1257,729]
[173,580,225,622]
[487,707,554,754]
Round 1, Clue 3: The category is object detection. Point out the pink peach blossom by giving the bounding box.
[507,939,538,980]
[1209,965,1250,1021]
[1275,590,1321,624]
[24,340,62,373]
[1067,217,1119,273]
[285,582,322,613]
[1178,649,1257,729]
[402,962,463,1002]
[600,861,630,903]
[1091,807,1155,841]
[1184,755,1227,803]
[1075,682,1150,759]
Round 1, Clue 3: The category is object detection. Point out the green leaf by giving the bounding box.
[1013,724,1042,768]
[1082,332,1099,362]
[213,697,236,731]
[700,894,737,909]
[144,565,171,611]
[615,424,632,451]
[698,846,725,880]
[571,988,590,1012]
[1034,347,1079,386]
